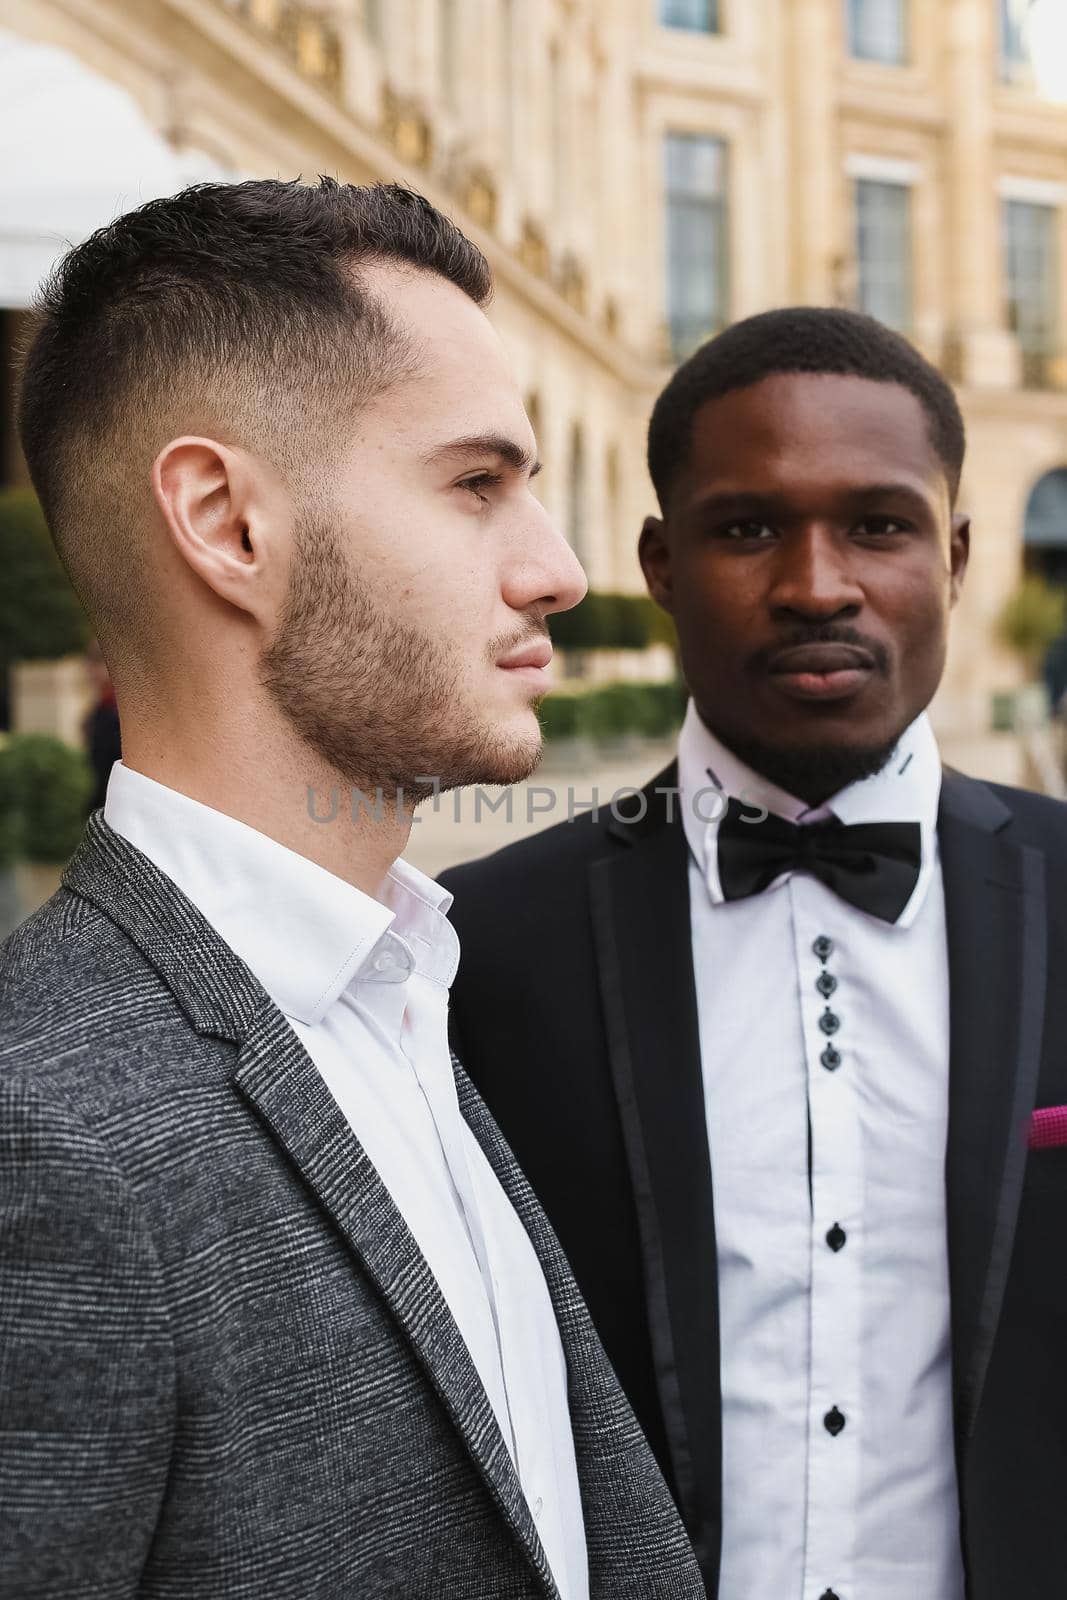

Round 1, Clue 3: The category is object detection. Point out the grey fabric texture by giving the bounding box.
[0,815,704,1600]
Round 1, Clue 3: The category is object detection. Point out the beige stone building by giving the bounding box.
[4,0,1067,755]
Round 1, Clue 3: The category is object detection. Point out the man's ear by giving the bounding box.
[638,515,675,614]
[151,436,286,623]
[948,512,970,606]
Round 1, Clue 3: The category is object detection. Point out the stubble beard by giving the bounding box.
[710,725,901,808]
[259,516,544,804]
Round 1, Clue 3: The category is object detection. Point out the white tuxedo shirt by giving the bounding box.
[677,705,965,1600]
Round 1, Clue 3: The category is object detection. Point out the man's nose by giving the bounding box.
[506,507,588,618]
[767,528,864,620]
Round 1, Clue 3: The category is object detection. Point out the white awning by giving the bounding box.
[0,27,233,307]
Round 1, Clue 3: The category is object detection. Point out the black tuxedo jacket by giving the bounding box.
[442,764,1067,1600]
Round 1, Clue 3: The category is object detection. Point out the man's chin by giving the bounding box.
[710,719,902,807]
[413,718,545,801]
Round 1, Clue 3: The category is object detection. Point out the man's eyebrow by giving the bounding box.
[681,489,779,518]
[848,481,937,510]
[682,481,937,517]
[420,434,541,476]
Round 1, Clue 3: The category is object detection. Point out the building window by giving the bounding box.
[439,0,459,109]
[1004,198,1060,386]
[549,44,566,215]
[1000,0,1035,79]
[606,443,621,540]
[659,0,720,32]
[500,0,515,162]
[363,0,383,44]
[855,179,913,332]
[568,423,587,562]
[846,0,907,64]
[664,133,729,361]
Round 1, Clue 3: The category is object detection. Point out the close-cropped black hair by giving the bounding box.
[647,306,966,512]
[17,177,491,644]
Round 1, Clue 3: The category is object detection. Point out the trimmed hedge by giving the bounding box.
[0,489,90,673]
[539,680,686,744]
[0,734,92,867]
[548,591,676,651]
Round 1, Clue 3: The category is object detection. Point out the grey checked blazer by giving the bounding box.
[0,816,704,1599]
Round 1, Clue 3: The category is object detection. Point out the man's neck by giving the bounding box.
[118,732,411,902]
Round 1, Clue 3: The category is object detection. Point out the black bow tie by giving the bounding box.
[717,798,923,923]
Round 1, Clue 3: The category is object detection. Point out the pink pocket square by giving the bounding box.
[1029,1106,1067,1150]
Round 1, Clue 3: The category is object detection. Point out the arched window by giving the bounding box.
[1024,467,1067,584]
[1023,467,1067,698]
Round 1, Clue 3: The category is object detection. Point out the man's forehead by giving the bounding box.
[358,257,497,349]
[684,373,943,483]
[699,370,926,429]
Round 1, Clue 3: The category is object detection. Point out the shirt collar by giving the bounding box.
[676,701,942,929]
[104,761,458,1025]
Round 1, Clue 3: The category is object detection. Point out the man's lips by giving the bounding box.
[765,642,877,703]
[497,639,553,686]
[497,640,553,671]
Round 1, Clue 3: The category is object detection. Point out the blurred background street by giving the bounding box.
[3,0,1067,921]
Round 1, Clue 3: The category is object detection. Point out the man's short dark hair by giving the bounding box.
[647,306,966,512]
[17,177,491,652]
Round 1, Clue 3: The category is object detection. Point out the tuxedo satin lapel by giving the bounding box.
[588,772,722,1581]
[939,774,1047,1448]
[231,1004,557,1599]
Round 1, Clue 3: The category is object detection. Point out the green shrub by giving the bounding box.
[0,734,92,864]
[997,574,1067,675]
[0,490,91,676]
[549,591,670,651]
[610,596,651,650]
[0,741,21,869]
[583,683,635,742]
[628,679,687,738]
[539,679,687,744]
[538,693,584,742]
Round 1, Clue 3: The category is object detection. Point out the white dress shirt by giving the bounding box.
[105,762,589,1600]
[677,703,966,1600]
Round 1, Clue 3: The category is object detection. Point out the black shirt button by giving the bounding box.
[816,971,838,998]
[819,1010,841,1036]
[824,1406,846,1436]
[827,1223,847,1252]
[813,935,834,961]
[821,1045,842,1071]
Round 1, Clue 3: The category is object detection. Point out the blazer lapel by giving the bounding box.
[939,772,1047,1449]
[62,818,556,1599]
[587,766,722,1581]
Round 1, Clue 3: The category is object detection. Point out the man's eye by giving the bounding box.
[457,472,503,503]
[855,515,908,536]
[720,520,776,541]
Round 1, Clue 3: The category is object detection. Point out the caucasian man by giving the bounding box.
[445,307,1067,1600]
[0,179,703,1600]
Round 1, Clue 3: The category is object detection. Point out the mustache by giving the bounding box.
[485,617,551,665]
[748,624,891,677]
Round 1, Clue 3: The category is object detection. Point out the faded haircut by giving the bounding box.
[648,306,966,514]
[17,177,492,652]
